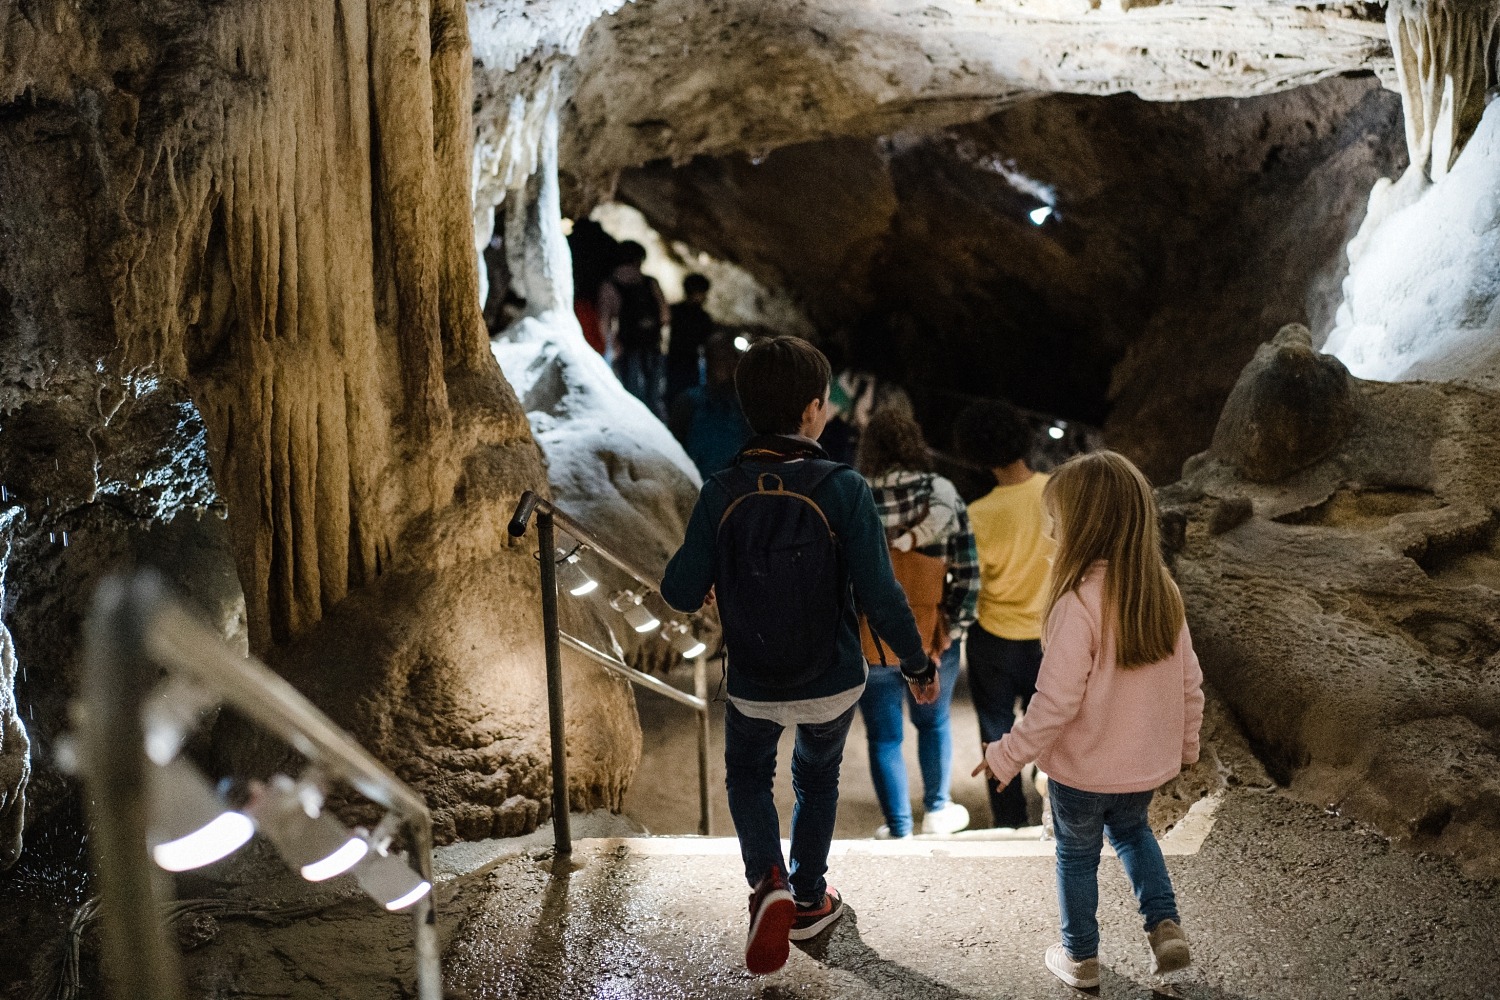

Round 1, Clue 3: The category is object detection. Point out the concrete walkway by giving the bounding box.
[624,664,1046,839]
[437,789,1500,999]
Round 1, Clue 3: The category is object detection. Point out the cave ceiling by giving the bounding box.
[534,0,1393,194]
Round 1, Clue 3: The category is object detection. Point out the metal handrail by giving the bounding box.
[509,489,713,853]
[77,571,442,1000]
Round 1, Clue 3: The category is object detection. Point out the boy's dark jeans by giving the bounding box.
[723,701,856,904]
[965,625,1043,827]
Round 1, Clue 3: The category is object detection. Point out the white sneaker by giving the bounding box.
[873,825,910,840]
[920,801,970,835]
[1045,943,1100,989]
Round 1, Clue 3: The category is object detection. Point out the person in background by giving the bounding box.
[669,333,753,478]
[598,240,669,418]
[952,399,1054,829]
[667,273,716,407]
[974,450,1203,989]
[855,408,980,840]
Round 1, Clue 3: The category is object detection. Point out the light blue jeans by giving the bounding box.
[1049,779,1180,960]
[858,642,962,837]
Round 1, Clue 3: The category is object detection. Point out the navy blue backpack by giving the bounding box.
[712,460,847,690]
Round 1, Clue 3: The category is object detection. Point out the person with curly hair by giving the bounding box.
[856,408,980,838]
[952,399,1055,828]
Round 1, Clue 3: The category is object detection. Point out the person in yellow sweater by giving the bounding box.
[953,400,1055,828]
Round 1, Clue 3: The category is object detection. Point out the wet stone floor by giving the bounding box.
[435,789,1500,1000]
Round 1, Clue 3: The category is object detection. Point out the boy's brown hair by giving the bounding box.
[735,336,831,435]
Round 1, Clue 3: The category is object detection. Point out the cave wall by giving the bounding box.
[616,74,1406,479]
[0,0,638,854]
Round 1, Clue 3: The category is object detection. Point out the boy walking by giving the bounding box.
[953,400,1055,829]
[662,336,938,975]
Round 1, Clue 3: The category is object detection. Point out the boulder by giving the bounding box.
[1208,324,1356,483]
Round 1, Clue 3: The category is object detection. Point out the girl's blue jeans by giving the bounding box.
[857,642,962,837]
[1049,778,1180,960]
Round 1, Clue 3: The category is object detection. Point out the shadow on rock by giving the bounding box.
[1100,964,1261,1000]
[797,907,987,1000]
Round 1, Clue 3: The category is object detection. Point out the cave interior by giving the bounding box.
[1,0,1500,996]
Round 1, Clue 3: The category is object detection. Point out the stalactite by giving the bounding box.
[1387,0,1500,178]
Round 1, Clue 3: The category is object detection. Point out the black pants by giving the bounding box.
[966,624,1043,827]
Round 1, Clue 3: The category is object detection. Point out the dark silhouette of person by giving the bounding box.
[667,273,716,407]
[669,333,753,477]
[598,241,669,418]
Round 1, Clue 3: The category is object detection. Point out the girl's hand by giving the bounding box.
[971,742,995,779]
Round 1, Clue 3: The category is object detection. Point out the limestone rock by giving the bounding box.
[1208,325,1357,483]
[1172,375,1500,877]
[560,0,1392,191]
[1325,102,1500,390]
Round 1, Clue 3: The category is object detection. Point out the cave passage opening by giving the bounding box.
[562,74,1407,482]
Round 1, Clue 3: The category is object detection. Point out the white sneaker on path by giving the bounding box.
[920,802,970,835]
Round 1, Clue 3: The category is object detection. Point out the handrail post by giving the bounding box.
[694,655,711,836]
[80,577,185,1000]
[536,508,572,856]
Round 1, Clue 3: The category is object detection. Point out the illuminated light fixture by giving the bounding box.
[1048,424,1066,441]
[733,335,750,352]
[1029,205,1053,225]
[148,758,255,872]
[610,590,660,633]
[662,621,707,660]
[354,845,432,912]
[558,551,598,597]
[246,775,369,883]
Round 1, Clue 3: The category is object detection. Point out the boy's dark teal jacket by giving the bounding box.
[660,434,929,703]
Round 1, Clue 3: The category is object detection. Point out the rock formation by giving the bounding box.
[561,0,1393,200]
[0,0,638,853]
[1325,102,1500,389]
[1208,325,1357,483]
[0,0,1496,888]
[1167,351,1500,876]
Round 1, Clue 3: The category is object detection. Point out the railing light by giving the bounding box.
[354,846,432,912]
[302,837,369,882]
[247,775,370,882]
[558,551,598,597]
[148,758,255,872]
[610,590,660,633]
[662,621,707,659]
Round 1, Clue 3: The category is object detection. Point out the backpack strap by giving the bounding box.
[712,459,846,535]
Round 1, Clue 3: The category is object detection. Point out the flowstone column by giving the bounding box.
[0,0,639,846]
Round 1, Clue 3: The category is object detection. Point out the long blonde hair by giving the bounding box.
[1043,451,1184,668]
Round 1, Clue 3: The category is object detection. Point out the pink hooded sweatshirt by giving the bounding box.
[984,562,1205,795]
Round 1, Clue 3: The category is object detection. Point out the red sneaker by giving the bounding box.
[744,865,796,975]
[789,886,845,941]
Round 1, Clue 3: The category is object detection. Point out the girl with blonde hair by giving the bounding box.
[974,450,1204,988]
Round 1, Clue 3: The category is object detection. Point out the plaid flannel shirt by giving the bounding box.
[868,473,981,639]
